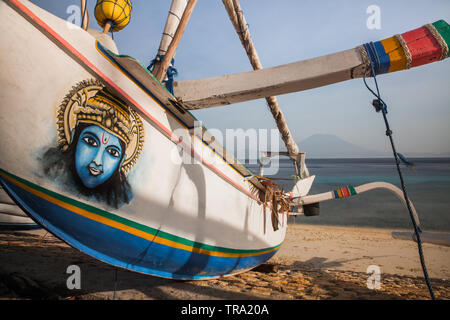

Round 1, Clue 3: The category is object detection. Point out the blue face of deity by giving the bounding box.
[75,125,124,189]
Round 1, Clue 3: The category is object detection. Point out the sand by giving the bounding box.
[0,224,449,300]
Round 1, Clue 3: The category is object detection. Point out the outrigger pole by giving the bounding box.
[221,0,309,179]
[152,0,197,82]
[155,0,188,58]
[80,0,89,31]
[291,181,421,226]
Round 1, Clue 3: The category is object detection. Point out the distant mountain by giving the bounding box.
[298,134,387,158]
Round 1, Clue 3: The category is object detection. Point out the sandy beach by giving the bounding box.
[0,224,449,300]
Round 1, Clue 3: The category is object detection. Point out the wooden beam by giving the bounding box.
[174,18,450,109]
[173,48,365,109]
[153,0,197,82]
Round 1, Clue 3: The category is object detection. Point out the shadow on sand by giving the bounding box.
[2,230,443,300]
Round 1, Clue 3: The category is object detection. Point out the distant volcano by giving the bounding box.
[298,134,387,158]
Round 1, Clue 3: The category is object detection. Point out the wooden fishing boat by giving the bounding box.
[0,0,448,281]
[0,0,285,280]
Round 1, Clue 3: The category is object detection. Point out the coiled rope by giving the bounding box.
[362,49,436,299]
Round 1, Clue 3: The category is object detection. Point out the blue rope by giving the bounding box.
[147,54,164,72]
[363,42,391,76]
[363,63,436,300]
[363,42,381,76]
[147,55,178,94]
[165,64,178,94]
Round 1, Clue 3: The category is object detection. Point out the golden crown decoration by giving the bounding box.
[56,79,144,175]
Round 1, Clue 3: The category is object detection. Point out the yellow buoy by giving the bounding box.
[94,0,132,33]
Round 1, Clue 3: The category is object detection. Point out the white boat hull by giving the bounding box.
[0,0,286,279]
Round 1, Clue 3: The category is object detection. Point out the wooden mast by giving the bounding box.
[80,0,89,30]
[221,0,308,178]
[153,0,198,82]
[156,0,188,57]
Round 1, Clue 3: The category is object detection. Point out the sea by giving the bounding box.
[244,158,450,232]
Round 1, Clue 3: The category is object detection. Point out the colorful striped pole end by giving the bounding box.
[360,19,449,76]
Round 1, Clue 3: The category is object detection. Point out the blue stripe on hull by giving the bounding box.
[0,177,277,280]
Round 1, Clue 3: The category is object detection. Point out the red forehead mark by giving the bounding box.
[102,132,110,145]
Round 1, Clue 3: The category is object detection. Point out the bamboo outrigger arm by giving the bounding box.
[155,0,188,57]
[173,20,449,109]
[152,0,197,82]
[290,181,422,229]
[289,181,450,247]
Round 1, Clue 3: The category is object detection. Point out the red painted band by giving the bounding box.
[341,187,350,197]
[401,26,442,67]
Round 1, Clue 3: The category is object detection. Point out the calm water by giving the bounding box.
[244,158,450,232]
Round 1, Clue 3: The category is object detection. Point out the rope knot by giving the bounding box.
[372,99,387,113]
[147,55,178,94]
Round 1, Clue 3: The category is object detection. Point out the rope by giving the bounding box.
[80,0,88,30]
[395,34,412,69]
[424,23,449,60]
[147,55,178,94]
[168,10,182,21]
[363,64,436,300]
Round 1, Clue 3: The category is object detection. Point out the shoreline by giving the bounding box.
[0,224,449,300]
[279,224,450,279]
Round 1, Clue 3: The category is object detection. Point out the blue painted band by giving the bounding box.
[373,41,391,74]
[363,41,390,75]
[333,190,339,199]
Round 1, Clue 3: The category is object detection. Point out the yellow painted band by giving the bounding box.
[381,36,407,73]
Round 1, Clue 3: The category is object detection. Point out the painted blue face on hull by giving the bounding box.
[75,125,124,189]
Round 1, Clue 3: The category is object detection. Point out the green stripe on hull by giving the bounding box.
[0,168,279,254]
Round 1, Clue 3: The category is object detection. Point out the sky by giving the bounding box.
[31,0,450,156]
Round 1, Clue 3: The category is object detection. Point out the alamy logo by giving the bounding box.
[66,5,81,30]
[366,5,381,30]
[66,265,81,290]
[170,121,281,175]
[366,265,381,290]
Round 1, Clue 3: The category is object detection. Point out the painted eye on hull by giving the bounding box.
[82,136,98,147]
[107,147,121,158]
